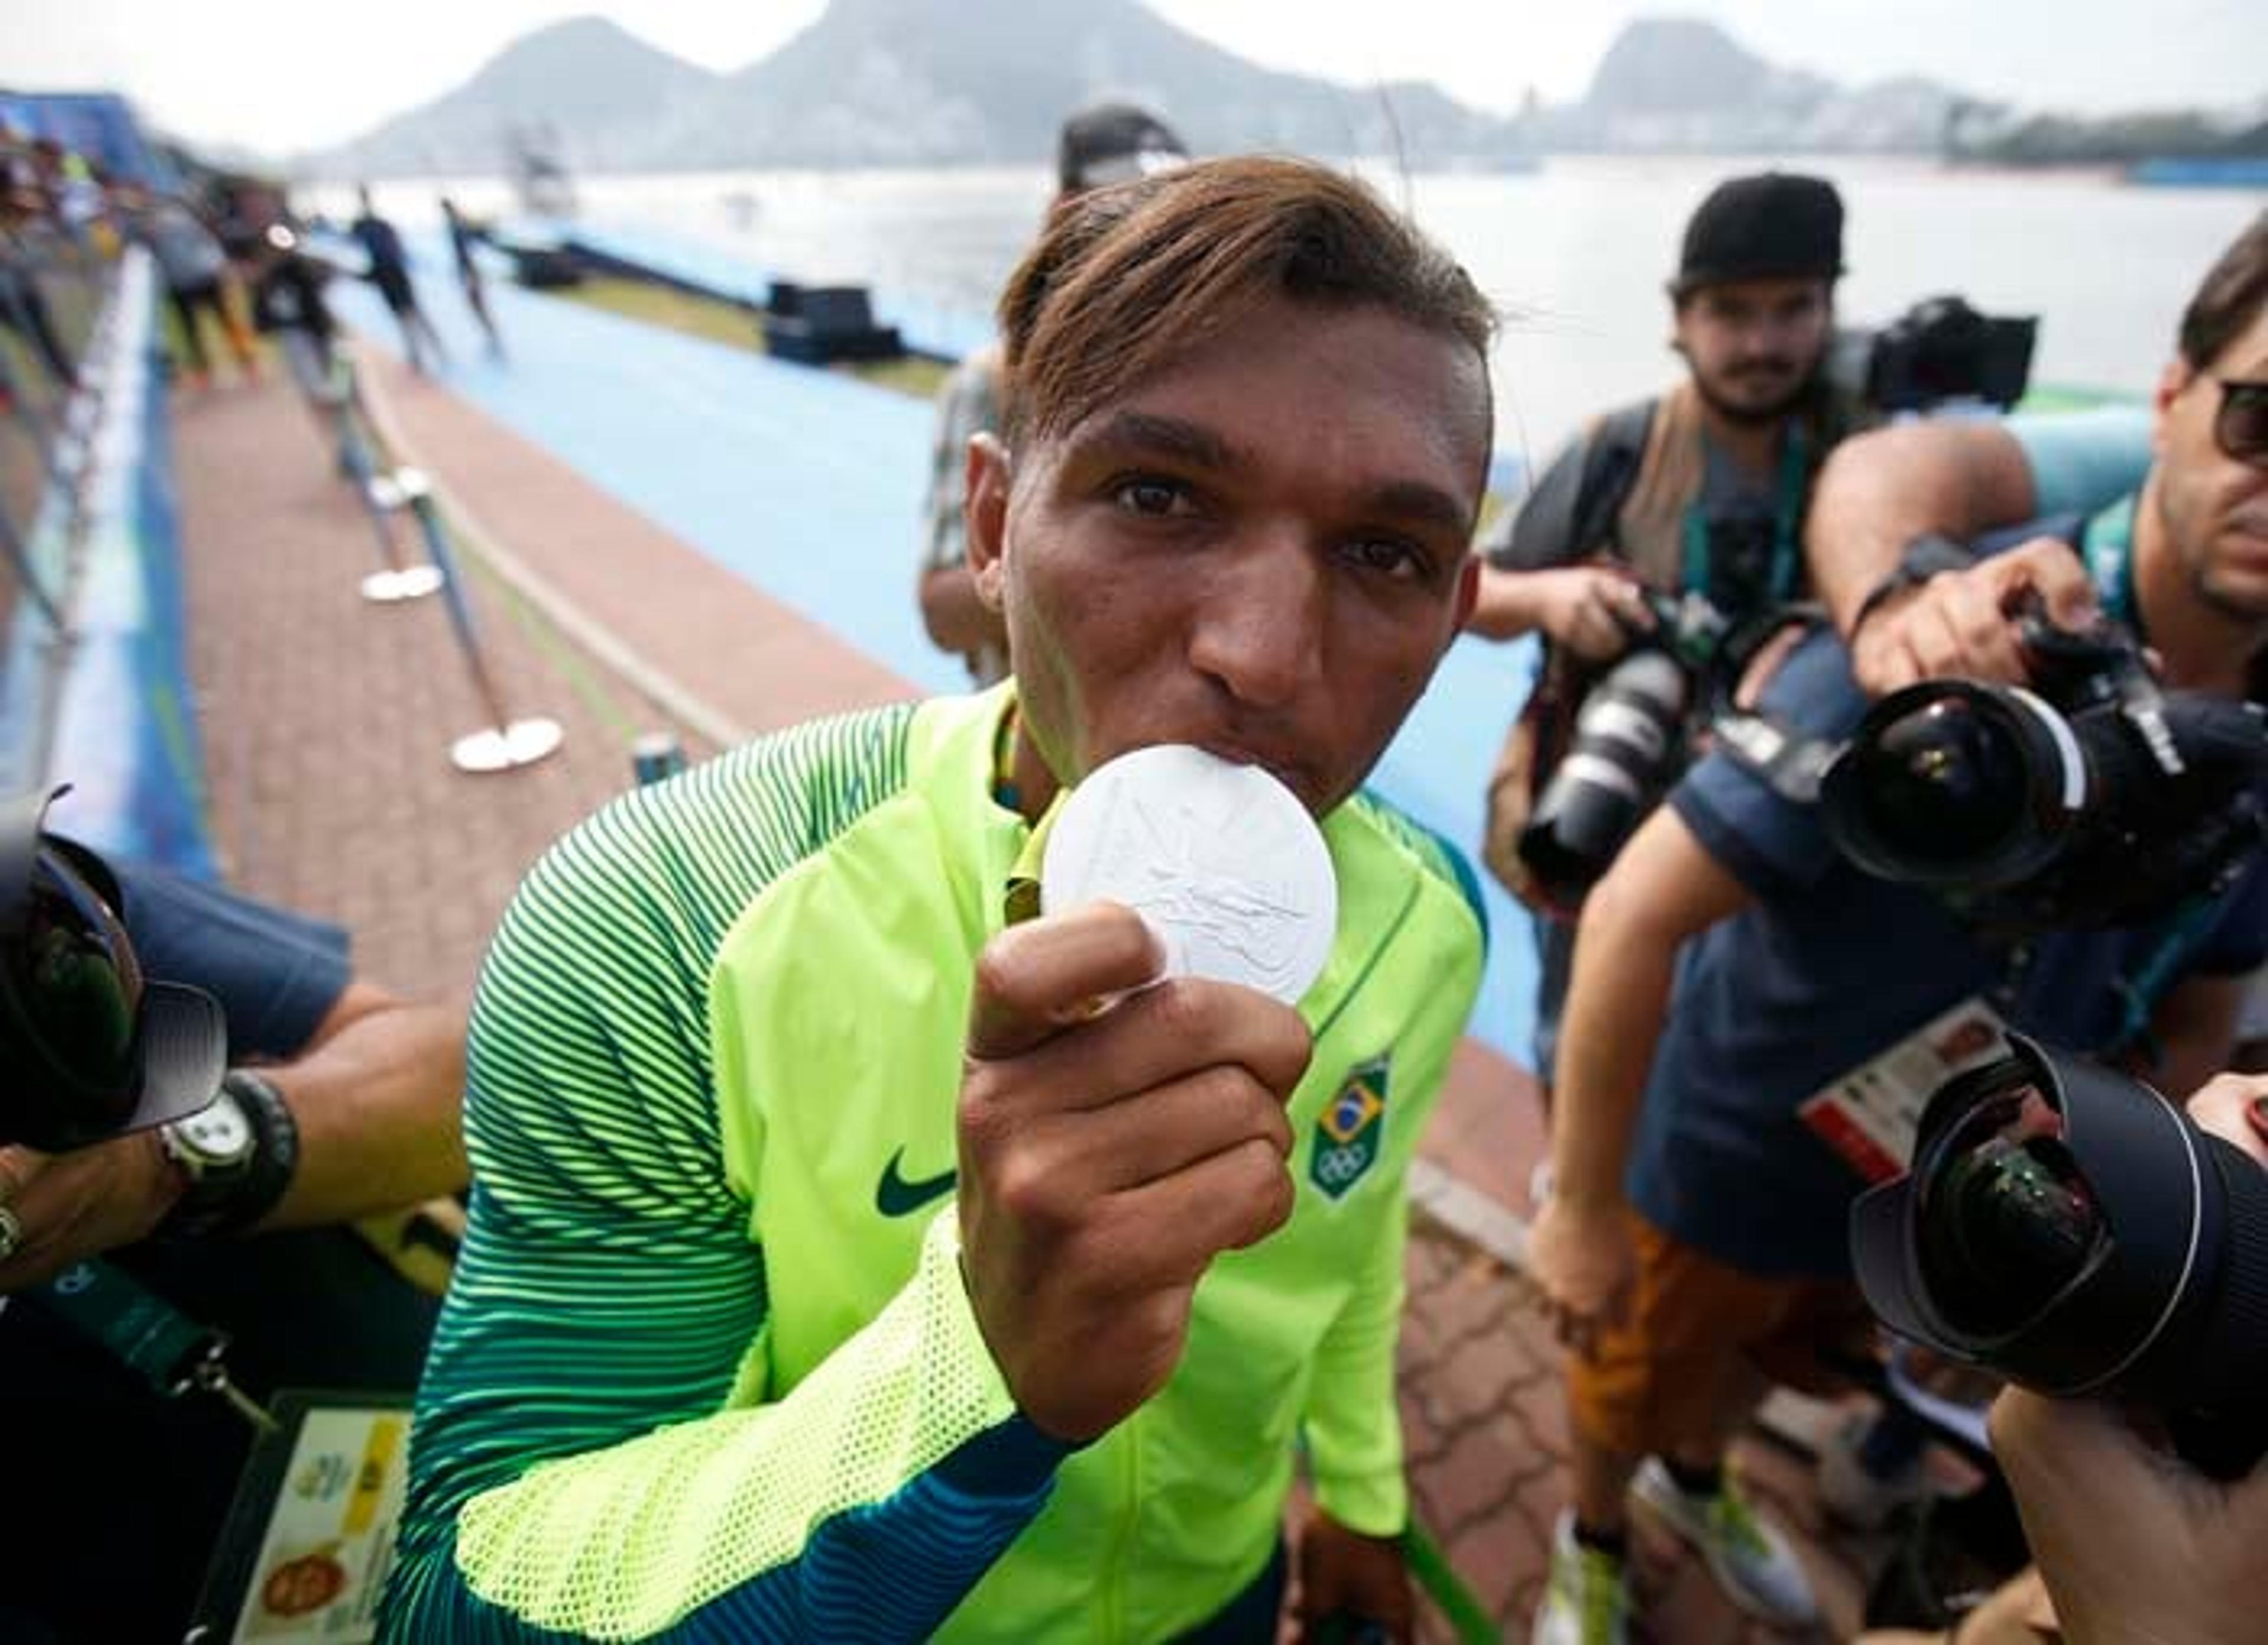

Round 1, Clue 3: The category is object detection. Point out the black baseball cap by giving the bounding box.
[1671,172,1845,298]
[1057,102,1190,195]
[1,787,226,1150]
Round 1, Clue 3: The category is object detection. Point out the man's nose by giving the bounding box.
[1188,530,1327,709]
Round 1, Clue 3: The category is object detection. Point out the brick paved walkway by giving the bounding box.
[170,340,1890,1643]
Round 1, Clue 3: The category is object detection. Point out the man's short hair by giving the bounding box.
[2179,211,2268,372]
[997,155,1495,445]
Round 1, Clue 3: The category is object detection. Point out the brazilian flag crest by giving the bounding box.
[1310,1056,1389,1202]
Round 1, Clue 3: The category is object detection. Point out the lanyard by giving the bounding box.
[2082,493,2141,633]
[19,1258,278,1432]
[1680,423,1809,606]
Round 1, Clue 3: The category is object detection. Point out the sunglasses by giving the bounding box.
[2212,377,2268,469]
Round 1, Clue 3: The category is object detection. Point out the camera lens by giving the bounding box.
[1844,696,2031,873]
[6,849,143,1092]
[1917,1082,2103,1334]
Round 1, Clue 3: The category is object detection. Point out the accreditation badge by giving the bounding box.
[1311,1056,1390,1202]
[1799,997,2010,1182]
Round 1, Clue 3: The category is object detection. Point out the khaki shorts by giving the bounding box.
[1566,1210,1875,1460]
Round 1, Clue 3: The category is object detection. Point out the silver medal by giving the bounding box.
[1041,745,1338,1004]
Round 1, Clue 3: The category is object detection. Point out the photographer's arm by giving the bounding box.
[1530,809,1752,1352]
[1467,432,1654,656]
[255,983,467,1229]
[1807,420,2038,637]
[1465,564,1654,657]
[1810,409,2155,696]
[0,984,467,1289]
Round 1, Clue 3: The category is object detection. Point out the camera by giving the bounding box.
[1852,1033,2268,1480]
[1517,589,1735,906]
[1820,613,2268,932]
[1829,295,2038,414]
[2,788,225,1151]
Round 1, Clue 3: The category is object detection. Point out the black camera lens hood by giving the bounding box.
[1853,1033,2209,1395]
[1822,680,2085,890]
[1,787,227,1150]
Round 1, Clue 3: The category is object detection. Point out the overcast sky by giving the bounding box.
[4,0,2261,157]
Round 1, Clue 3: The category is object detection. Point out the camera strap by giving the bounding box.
[1679,423,1807,609]
[2103,893,2226,1066]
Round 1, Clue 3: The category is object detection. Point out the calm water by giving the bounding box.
[349,155,2262,468]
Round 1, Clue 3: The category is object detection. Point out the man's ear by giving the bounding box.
[1449,551,1481,641]
[2152,359,2192,458]
[965,432,1011,611]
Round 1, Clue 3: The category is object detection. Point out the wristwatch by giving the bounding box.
[154,1068,299,1239]
[1850,531,1977,635]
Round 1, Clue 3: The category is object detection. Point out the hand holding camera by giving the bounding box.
[1849,536,2103,698]
[1525,566,1660,662]
[1852,1034,2268,1482]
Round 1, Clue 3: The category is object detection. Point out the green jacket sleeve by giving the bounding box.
[381,775,1067,1642]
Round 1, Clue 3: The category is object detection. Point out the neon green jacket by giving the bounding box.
[382,689,1484,1641]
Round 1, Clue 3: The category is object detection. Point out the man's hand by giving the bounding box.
[1849,536,2097,697]
[1992,1389,2267,1644]
[1467,565,1654,660]
[1527,1196,1635,1357]
[957,902,1311,1442]
[0,1134,183,1291]
[1292,1505,1412,1642]
[2185,1070,2268,1167]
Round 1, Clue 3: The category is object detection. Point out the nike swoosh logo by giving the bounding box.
[875,1148,958,1218]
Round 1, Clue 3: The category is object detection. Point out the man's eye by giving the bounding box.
[1344,538,1428,582]
[1112,478,1190,517]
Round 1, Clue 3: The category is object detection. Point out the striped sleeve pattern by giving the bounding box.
[380,704,1069,1642]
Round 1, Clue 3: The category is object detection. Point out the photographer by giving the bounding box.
[1526,216,2268,1645]
[1804,218,2264,699]
[1468,172,1858,1090]
[1,803,468,1643]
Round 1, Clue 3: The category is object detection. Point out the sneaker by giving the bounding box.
[1816,1410,1933,1530]
[1532,1510,1630,1645]
[1631,1457,1818,1626]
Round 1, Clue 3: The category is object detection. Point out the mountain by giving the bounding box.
[305,0,1514,177]
[1534,17,1970,153]
[305,15,722,177]
[680,0,1508,168]
[307,6,2234,177]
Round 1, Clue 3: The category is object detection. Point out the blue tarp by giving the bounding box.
[9,250,218,873]
[0,92,182,193]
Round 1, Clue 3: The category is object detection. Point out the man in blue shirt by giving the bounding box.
[1527,213,2268,1644]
